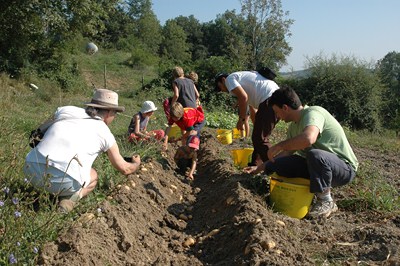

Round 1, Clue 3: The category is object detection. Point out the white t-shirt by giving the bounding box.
[26,106,116,187]
[225,71,279,108]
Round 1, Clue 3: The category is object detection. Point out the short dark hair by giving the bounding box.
[214,72,229,92]
[269,85,302,110]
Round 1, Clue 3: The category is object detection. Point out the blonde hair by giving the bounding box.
[170,102,184,119]
[172,66,184,78]
[186,71,198,83]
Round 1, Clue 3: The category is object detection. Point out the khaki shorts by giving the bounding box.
[24,162,84,197]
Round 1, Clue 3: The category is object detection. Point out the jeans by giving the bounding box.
[264,149,356,193]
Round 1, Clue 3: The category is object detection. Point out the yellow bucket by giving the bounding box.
[216,129,233,145]
[269,174,314,219]
[232,128,245,139]
[231,148,254,168]
[167,124,182,139]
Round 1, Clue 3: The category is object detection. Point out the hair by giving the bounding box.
[170,102,184,119]
[85,106,110,118]
[269,85,302,110]
[186,71,198,83]
[172,66,184,78]
[214,72,229,84]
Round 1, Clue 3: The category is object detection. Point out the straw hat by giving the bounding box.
[85,89,125,112]
[140,101,157,113]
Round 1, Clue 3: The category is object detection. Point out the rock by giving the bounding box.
[183,237,195,247]
[179,214,188,221]
[78,213,95,224]
[254,218,262,224]
[129,180,136,188]
[260,240,276,250]
[276,220,285,227]
[206,229,220,237]
[226,196,235,205]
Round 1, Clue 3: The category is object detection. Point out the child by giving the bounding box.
[163,102,205,150]
[174,135,200,180]
[128,101,165,142]
[171,66,199,108]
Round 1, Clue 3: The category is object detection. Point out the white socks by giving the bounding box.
[317,189,333,202]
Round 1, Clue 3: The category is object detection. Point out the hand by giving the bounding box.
[267,145,282,162]
[131,155,141,165]
[236,119,245,132]
[187,173,194,180]
[162,141,168,151]
[243,166,258,174]
[189,130,197,136]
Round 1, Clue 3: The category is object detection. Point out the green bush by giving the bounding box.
[295,55,384,131]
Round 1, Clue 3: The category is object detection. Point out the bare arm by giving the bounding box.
[230,86,248,130]
[249,105,257,124]
[107,143,141,175]
[188,152,197,179]
[194,84,200,99]
[163,125,171,150]
[268,125,319,162]
[171,83,179,105]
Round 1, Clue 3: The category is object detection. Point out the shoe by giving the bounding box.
[58,190,81,213]
[58,199,76,213]
[308,200,338,218]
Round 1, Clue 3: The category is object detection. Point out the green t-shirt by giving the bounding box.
[287,106,359,171]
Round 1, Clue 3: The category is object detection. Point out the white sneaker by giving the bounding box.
[308,200,338,218]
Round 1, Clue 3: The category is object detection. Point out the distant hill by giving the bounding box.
[279,69,311,79]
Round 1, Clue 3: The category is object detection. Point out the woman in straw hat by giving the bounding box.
[24,89,141,212]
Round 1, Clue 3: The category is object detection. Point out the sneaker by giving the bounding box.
[58,190,82,213]
[58,199,76,213]
[308,200,338,218]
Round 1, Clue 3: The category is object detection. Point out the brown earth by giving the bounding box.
[39,129,400,266]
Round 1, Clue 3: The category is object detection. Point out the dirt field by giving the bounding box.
[39,129,400,265]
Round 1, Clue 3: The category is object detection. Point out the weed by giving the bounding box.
[339,161,400,212]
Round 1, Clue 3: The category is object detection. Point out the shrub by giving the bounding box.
[296,54,384,131]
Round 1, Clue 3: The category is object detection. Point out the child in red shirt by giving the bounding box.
[163,102,205,150]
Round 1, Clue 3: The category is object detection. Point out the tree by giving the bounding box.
[240,0,293,69]
[159,20,191,63]
[375,51,400,130]
[125,0,162,53]
[173,15,207,60]
[0,0,117,75]
[203,11,250,69]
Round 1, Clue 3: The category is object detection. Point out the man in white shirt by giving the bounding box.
[215,70,279,165]
[24,89,141,212]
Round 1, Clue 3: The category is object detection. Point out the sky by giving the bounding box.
[151,0,400,72]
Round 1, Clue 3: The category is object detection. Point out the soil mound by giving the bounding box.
[39,130,400,265]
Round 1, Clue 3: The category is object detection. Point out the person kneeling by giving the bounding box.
[24,89,141,213]
[128,100,165,142]
[174,135,200,180]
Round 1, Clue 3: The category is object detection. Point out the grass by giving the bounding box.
[339,160,400,213]
[0,63,165,264]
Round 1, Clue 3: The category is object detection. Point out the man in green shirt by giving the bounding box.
[245,86,358,218]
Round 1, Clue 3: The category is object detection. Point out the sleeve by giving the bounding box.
[303,109,325,134]
[225,74,241,92]
[101,125,116,152]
